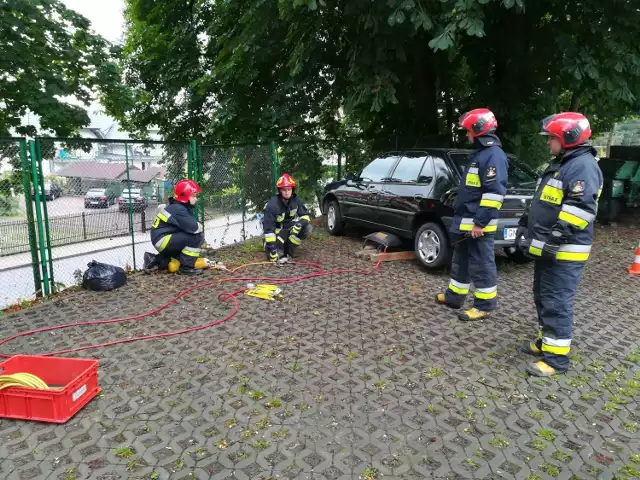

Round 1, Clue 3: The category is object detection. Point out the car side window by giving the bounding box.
[432,154,456,198]
[360,155,399,182]
[418,156,435,184]
[388,155,427,183]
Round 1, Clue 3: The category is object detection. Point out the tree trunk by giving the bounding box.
[413,51,439,138]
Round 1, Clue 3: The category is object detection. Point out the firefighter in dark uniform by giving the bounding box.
[516,112,603,376]
[144,179,206,276]
[263,173,312,263]
[435,108,509,321]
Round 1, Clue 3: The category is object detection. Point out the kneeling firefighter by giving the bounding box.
[435,108,509,321]
[516,112,603,377]
[263,174,312,262]
[144,179,207,276]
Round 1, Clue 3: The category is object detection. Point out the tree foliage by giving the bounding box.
[0,0,122,137]
[111,0,640,169]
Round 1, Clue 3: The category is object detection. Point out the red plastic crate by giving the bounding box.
[0,355,101,423]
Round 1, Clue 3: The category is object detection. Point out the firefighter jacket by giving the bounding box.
[150,198,202,245]
[525,145,603,262]
[263,194,310,245]
[451,134,509,234]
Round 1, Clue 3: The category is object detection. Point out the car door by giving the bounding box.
[378,152,434,235]
[341,153,400,225]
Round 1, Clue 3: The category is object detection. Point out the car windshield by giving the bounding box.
[88,189,105,193]
[449,152,537,188]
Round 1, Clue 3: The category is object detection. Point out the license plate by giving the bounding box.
[91,201,99,205]
[504,228,517,240]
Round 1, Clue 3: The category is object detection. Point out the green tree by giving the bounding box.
[111,0,640,172]
[0,0,122,137]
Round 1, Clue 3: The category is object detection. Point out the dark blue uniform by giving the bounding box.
[445,134,509,311]
[150,198,204,268]
[522,145,603,371]
[263,195,311,260]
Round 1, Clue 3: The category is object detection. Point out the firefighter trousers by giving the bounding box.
[533,259,585,371]
[264,224,313,260]
[445,234,497,311]
[153,232,204,268]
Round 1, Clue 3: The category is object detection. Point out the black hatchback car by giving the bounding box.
[320,148,537,269]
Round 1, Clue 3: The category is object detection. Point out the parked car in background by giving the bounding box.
[118,188,149,212]
[321,148,536,270]
[31,182,63,201]
[84,187,119,208]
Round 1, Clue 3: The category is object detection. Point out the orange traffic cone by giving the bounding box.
[627,242,640,274]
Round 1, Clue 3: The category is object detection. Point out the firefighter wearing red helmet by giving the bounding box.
[144,179,206,276]
[435,108,509,322]
[515,112,603,376]
[263,173,312,262]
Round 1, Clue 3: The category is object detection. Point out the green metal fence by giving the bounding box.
[1,135,349,309]
[0,138,42,303]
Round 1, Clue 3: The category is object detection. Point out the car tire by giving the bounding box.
[414,222,450,270]
[325,200,345,235]
[503,247,533,264]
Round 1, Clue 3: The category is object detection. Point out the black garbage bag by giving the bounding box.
[82,261,127,291]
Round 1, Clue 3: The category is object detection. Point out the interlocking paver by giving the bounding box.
[1,219,639,479]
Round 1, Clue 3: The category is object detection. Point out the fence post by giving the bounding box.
[124,141,137,270]
[35,139,56,293]
[198,143,205,227]
[82,212,87,240]
[141,210,146,233]
[240,155,246,241]
[19,139,42,296]
[269,141,280,195]
[28,139,49,296]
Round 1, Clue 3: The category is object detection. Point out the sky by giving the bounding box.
[62,0,126,44]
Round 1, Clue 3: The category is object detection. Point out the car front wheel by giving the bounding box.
[414,222,450,270]
[325,200,345,235]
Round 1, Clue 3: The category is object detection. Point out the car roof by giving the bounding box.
[381,148,518,160]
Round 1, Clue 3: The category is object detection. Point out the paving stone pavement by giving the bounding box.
[0,221,639,480]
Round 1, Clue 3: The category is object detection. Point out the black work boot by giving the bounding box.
[178,266,204,276]
[143,252,159,274]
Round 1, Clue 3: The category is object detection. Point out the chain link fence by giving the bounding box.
[31,138,190,296]
[198,143,275,249]
[0,138,41,306]
[1,136,352,310]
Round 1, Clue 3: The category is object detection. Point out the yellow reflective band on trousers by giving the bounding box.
[289,234,302,245]
[181,246,201,257]
[155,234,172,252]
[474,286,497,299]
[264,233,276,243]
[448,279,470,295]
[541,336,571,356]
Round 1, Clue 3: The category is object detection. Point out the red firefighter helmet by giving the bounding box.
[540,112,591,149]
[459,108,498,137]
[174,179,201,203]
[276,173,296,193]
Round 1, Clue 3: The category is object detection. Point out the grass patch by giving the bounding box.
[527,410,545,420]
[113,446,135,459]
[536,428,556,442]
[488,437,509,448]
[362,466,380,480]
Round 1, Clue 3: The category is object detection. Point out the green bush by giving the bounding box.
[205,186,243,213]
[0,194,20,217]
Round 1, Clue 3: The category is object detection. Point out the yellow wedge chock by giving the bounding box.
[245,284,283,301]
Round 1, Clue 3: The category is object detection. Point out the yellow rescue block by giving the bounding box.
[245,284,283,301]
